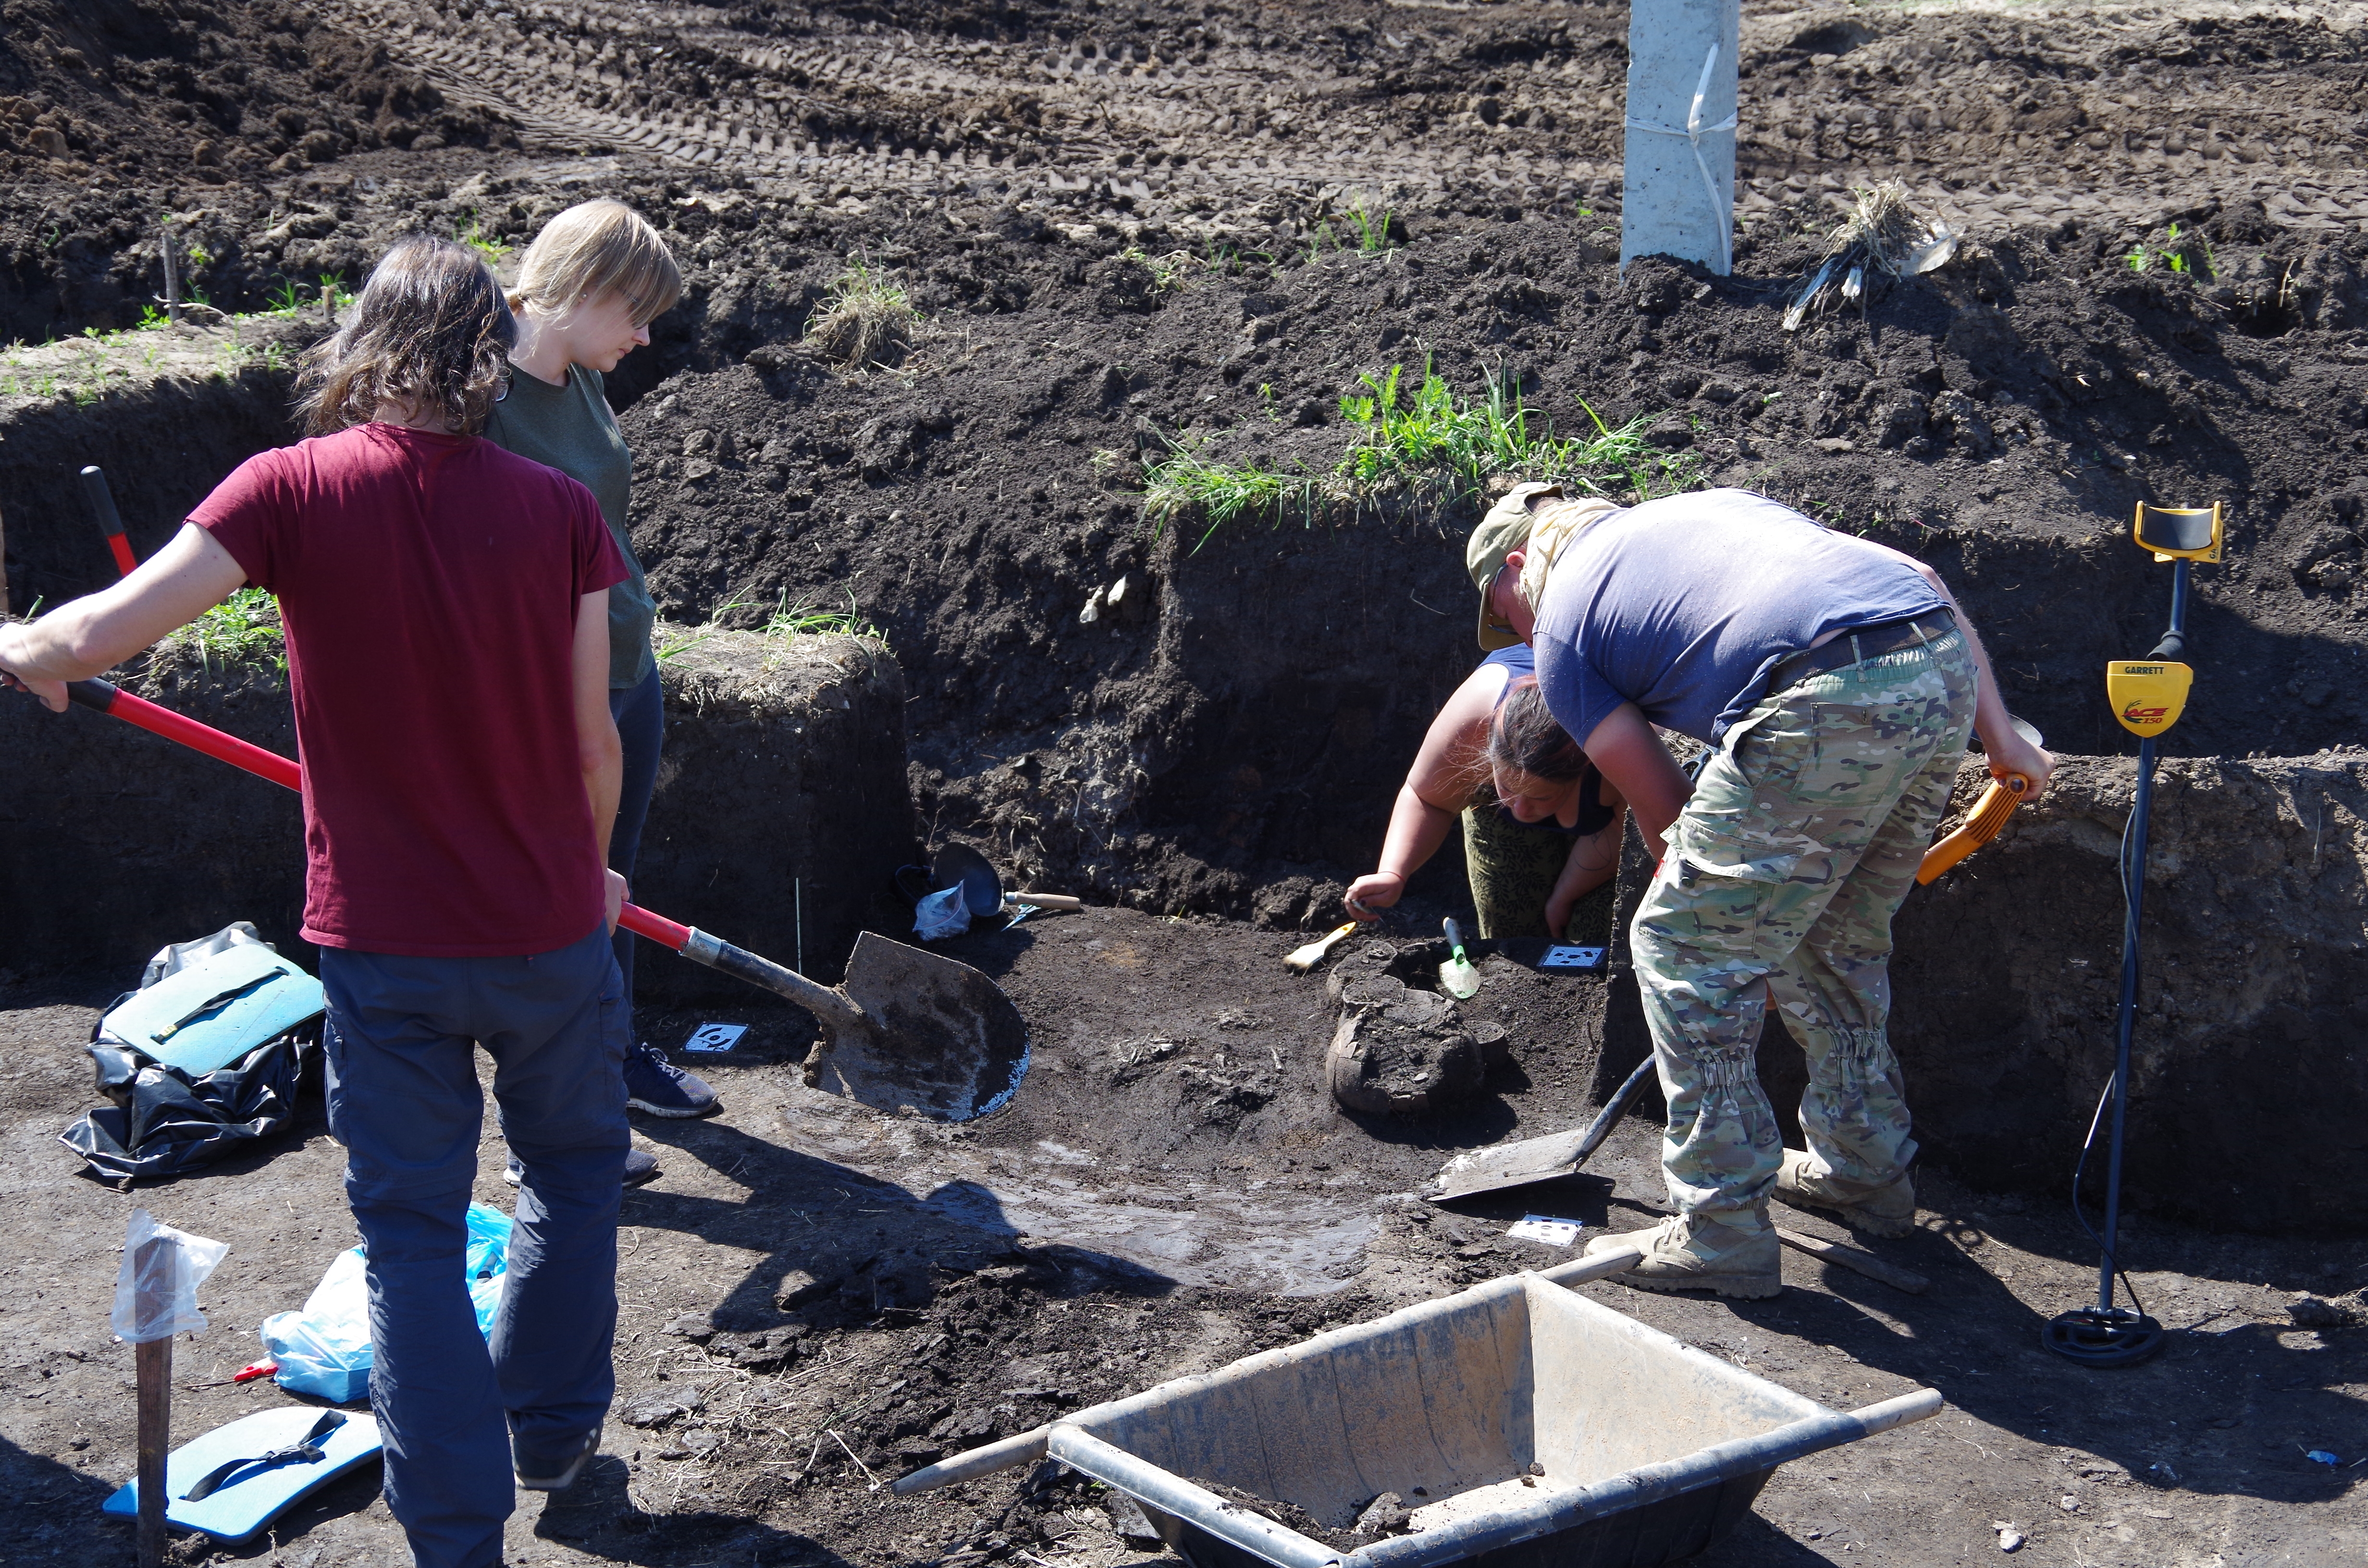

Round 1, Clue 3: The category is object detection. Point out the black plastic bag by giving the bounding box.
[60,922,321,1186]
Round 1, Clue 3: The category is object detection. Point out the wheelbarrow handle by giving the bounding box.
[64,677,864,1032]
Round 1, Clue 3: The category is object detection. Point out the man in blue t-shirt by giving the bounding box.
[1475,488,2052,1298]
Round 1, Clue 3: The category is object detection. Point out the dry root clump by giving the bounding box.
[1785,181,1960,331]
[805,258,917,369]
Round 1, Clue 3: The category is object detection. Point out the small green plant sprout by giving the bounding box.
[319,274,356,311]
[805,257,918,370]
[1118,245,1193,292]
[164,587,285,675]
[1340,188,1398,255]
[136,304,170,331]
[457,213,512,267]
[2126,223,2212,278]
[264,278,308,316]
[183,239,214,271]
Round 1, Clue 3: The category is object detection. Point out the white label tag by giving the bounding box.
[685,1022,748,1054]
[1506,1216,1584,1248]
[1539,945,1606,971]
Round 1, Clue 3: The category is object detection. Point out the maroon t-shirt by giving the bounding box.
[192,424,628,956]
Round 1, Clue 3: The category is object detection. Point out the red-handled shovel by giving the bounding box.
[58,677,1030,1122]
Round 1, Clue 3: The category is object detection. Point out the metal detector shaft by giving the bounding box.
[2096,556,2187,1313]
[58,677,863,1035]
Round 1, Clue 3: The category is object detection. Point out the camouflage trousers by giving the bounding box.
[1633,628,1977,1237]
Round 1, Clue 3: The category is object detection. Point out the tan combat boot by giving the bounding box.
[1582,1213,1781,1299]
[1772,1149,1917,1238]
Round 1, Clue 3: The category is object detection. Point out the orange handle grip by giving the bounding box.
[1915,775,2029,885]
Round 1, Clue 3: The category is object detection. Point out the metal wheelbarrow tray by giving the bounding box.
[907,1254,1939,1568]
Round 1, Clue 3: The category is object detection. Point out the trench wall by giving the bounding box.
[0,629,915,994]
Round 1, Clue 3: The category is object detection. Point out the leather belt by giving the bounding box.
[1766,608,1956,690]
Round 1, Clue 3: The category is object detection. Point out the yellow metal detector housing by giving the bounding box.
[2132,500,2222,564]
[2106,502,2220,737]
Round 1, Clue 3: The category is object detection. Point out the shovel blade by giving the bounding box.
[1439,957,1481,1001]
[1422,1127,1590,1202]
[812,933,1030,1122]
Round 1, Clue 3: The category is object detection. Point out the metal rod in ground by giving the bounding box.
[161,222,182,325]
[133,1235,174,1567]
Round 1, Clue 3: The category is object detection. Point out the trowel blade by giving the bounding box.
[811,932,1031,1122]
[1421,1126,1594,1203]
[1438,955,1481,1001]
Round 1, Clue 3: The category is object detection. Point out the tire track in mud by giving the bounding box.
[318,0,2368,238]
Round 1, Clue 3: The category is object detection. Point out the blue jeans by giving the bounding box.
[321,925,629,1568]
[608,665,664,1015]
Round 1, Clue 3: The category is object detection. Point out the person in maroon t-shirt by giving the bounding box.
[2,238,635,1568]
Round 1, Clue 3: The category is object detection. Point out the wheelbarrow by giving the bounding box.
[895,1244,1940,1568]
[54,678,1029,1123]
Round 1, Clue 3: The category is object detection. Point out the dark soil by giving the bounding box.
[6,909,2366,1568]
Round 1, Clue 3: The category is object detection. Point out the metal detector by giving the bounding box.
[2044,501,2221,1369]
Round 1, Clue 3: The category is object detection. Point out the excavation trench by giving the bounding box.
[3,309,2361,1239]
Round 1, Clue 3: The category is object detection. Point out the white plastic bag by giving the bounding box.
[913,884,971,941]
[260,1202,512,1402]
[111,1209,228,1344]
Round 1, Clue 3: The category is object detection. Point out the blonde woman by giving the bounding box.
[483,200,707,1131]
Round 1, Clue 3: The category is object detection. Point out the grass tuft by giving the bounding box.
[763,589,884,645]
[163,587,284,674]
[457,214,512,268]
[1144,361,1699,549]
[805,258,917,370]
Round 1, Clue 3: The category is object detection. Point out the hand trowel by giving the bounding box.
[1438,917,1481,1000]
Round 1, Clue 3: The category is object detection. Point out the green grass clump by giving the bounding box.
[2124,222,2213,278]
[762,589,882,643]
[165,587,285,674]
[805,258,917,370]
[1144,362,1699,549]
[458,214,512,267]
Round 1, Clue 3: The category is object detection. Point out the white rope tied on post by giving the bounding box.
[1624,43,1738,273]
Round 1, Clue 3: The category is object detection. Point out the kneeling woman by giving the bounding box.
[1345,646,1630,941]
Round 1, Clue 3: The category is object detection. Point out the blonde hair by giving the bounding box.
[510,199,683,328]
[296,237,515,436]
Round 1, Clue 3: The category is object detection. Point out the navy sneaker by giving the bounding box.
[515,1424,603,1492]
[624,1041,720,1118]
[505,1147,659,1188]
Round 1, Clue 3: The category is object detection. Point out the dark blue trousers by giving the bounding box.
[321,925,629,1568]
[607,665,664,1015]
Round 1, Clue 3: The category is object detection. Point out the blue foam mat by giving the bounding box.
[102,1407,381,1543]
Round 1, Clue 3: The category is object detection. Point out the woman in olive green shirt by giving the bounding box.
[484,199,710,1128]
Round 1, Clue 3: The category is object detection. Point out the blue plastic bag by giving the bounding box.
[259,1203,512,1402]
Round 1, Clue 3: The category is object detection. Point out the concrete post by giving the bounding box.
[1620,0,1742,276]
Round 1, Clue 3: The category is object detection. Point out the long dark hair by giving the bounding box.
[1487,675,1591,786]
[296,237,516,436]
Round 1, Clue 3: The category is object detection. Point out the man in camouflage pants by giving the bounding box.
[1476,488,2051,1298]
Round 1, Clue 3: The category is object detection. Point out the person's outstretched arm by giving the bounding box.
[1345,666,1503,918]
[0,523,248,709]
[1580,705,1693,861]
[572,587,626,931]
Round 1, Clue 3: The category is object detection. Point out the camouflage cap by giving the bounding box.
[1468,482,1564,649]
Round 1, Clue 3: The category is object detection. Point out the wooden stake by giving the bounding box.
[1776,1225,1931,1295]
[161,223,183,326]
[133,1235,175,1566]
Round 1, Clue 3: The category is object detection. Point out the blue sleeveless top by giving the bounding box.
[1477,647,1614,837]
